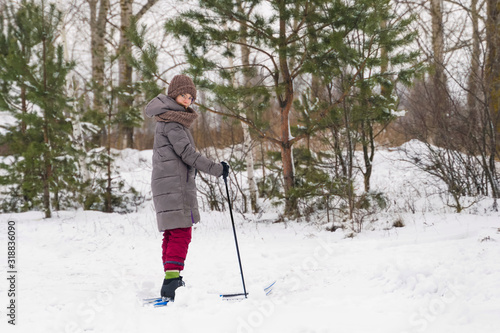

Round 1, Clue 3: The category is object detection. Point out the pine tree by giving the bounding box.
[298,0,421,220]
[0,0,79,217]
[164,0,421,217]
[126,16,163,101]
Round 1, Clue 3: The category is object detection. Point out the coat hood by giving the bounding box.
[145,94,194,118]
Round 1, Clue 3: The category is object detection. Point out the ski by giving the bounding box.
[142,297,170,307]
[143,280,276,307]
[264,280,276,295]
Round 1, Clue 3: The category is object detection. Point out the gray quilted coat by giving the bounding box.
[145,94,223,231]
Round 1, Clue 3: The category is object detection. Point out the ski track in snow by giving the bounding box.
[0,146,499,333]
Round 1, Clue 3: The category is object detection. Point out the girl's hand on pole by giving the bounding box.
[221,161,230,179]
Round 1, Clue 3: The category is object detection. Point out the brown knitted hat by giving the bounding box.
[167,74,197,101]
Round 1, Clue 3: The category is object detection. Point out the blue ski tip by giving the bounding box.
[264,281,276,291]
[154,300,169,307]
[143,297,170,307]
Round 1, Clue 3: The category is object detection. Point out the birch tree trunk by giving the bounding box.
[430,0,449,147]
[240,121,258,213]
[237,2,259,213]
[61,16,91,186]
[468,0,481,112]
[87,0,109,146]
[486,0,500,198]
[118,0,134,149]
[117,0,159,148]
[431,0,446,87]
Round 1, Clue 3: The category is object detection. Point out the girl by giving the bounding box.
[145,74,229,300]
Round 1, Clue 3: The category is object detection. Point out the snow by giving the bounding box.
[0,112,16,135]
[1,143,500,333]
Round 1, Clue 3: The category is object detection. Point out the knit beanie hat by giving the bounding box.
[167,74,197,101]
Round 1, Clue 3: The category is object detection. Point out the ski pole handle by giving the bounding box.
[221,161,230,179]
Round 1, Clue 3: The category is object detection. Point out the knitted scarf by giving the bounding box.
[155,109,198,128]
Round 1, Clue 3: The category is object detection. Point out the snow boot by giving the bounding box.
[160,276,185,301]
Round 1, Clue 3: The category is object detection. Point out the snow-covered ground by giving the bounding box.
[1,144,499,333]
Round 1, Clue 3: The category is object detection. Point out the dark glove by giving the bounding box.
[221,161,230,179]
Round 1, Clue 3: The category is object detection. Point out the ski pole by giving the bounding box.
[223,174,248,298]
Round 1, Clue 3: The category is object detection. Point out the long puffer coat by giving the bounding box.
[145,94,223,231]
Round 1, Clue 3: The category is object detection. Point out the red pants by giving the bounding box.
[162,227,192,271]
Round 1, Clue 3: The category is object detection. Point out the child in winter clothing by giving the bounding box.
[145,74,229,300]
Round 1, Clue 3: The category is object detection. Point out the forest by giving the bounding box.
[0,0,498,226]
